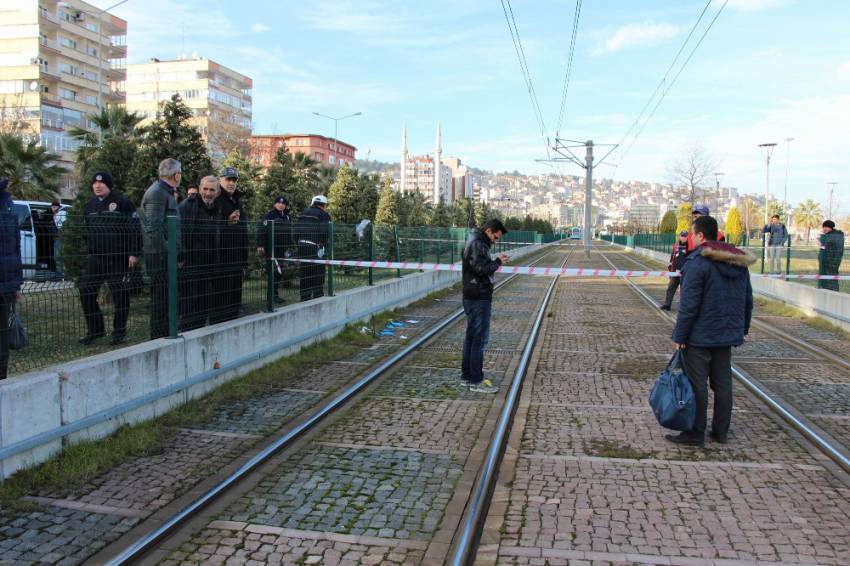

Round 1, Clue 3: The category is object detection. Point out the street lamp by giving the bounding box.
[312,111,362,166]
[713,172,724,210]
[783,137,794,213]
[758,142,777,225]
[827,182,837,219]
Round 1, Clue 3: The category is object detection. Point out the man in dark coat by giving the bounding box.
[140,158,182,339]
[660,230,689,310]
[257,195,292,304]
[461,219,509,394]
[212,167,248,323]
[178,176,223,330]
[669,215,756,447]
[296,195,331,302]
[79,171,141,345]
[0,178,22,379]
[818,220,845,292]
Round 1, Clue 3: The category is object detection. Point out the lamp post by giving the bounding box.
[713,172,724,211]
[783,137,794,222]
[311,111,362,166]
[827,182,837,219]
[758,142,777,225]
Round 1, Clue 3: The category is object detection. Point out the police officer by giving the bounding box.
[257,195,292,304]
[296,195,331,301]
[212,167,249,323]
[79,171,140,345]
[660,230,690,310]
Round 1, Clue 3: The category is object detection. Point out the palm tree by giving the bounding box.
[69,106,144,177]
[794,199,823,243]
[0,133,63,200]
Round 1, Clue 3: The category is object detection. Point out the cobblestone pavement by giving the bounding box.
[483,247,850,566]
[161,248,570,564]
[0,278,502,565]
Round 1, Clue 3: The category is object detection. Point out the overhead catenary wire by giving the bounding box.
[612,0,728,172]
[555,0,583,136]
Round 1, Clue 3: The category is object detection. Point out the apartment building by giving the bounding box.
[249,134,357,169]
[0,0,127,197]
[124,56,252,159]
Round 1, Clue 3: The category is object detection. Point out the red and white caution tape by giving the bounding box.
[280,258,850,280]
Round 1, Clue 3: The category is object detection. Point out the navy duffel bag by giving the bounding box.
[649,351,696,431]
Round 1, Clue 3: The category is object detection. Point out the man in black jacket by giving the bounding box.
[257,195,292,304]
[296,195,331,302]
[178,176,223,330]
[660,230,689,310]
[461,219,509,393]
[818,220,845,292]
[79,171,141,345]
[213,167,249,323]
[669,215,755,447]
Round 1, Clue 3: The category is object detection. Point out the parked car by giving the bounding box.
[12,200,69,279]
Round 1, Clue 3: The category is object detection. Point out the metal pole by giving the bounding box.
[758,143,776,225]
[166,216,179,338]
[583,140,593,256]
[367,223,374,286]
[327,222,334,296]
[783,137,794,211]
[96,10,103,144]
[827,182,837,219]
[266,221,275,311]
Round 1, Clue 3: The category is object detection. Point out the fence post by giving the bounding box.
[327,222,335,296]
[166,216,179,339]
[368,222,374,286]
[418,226,425,267]
[266,221,275,311]
[786,237,792,276]
[760,235,766,274]
[436,230,442,265]
[450,231,455,264]
[394,226,402,278]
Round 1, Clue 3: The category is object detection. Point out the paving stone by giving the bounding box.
[187,389,323,436]
[760,381,850,415]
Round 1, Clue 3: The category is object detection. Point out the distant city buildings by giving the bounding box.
[249,134,356,169]
[0,0,127,197]
[398,123,475,204]
[125,56,252,159]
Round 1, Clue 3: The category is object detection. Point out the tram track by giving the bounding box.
[97,243,576,565]
[598,248,850,475]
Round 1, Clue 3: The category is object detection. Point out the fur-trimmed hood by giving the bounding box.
[699,241,757,267]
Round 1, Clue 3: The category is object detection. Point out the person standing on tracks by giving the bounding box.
[660,230,689,311]
[78,171,141,346]
[669,215,756,447]
[687,205,724,251]
[818,220,845,292]
[763,214,789,274]
[296,195,331,302]
[461,219,509,394]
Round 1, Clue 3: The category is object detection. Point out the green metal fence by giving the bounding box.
[9,220,547,376]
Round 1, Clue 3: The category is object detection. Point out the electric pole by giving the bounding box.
[827,182,837,219]
[758,142,777,225]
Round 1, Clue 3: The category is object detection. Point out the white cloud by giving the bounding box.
[839,60,850,78]
[726,0,787,11]
[301,0,398,34]
[595,23,680,55]
[250,23,270,33]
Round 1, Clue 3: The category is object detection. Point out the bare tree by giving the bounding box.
[0,94,37,140]
[667,145,719,206]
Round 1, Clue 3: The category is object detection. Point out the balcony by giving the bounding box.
[39,65,61,81]
[40,117,65,131]
[38,7,60,27]
[39,37,61,54]
[104,66,127,81]
[109,38,127,58]
[39,91,62,106]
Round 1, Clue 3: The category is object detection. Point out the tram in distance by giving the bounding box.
[569,226,582,240]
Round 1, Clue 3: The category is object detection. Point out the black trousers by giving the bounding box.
[681,346,733,438]
[209,269,243,324]
[79,258,129,337]
[818,263,840,292]
[299,262,325,301]
[0,293,12,380]
[179,267,214,331]
[146,255,169,339]
[662,276,681,308]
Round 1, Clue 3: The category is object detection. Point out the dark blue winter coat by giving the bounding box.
[0,180,23,295]
[672,241,756,348]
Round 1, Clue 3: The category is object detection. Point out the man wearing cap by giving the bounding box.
[0,178,22,379]
[79,171,141,345]
[296,195,331,301]
[687,205,724,251]
[140,158,182,339]
[257,195,292,304]
[818,220,845,292]
[212,167,249,322]
[660,230,690,310]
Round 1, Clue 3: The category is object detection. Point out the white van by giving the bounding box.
[12,200,69,279]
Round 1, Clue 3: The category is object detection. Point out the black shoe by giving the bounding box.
[709,431,728,444]
[79,332,105,346]
[665,432,704,447]
[659,305,671,311]
[110,333,127,346]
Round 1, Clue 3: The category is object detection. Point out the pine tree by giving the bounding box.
[403,191,429,226]
[355,171,380,221]
[260,146,298,215]
[328,164,360,224]
[659,210,678,233]
[375,184,401,225]
[725,206,744,245]
[430,198,452,227]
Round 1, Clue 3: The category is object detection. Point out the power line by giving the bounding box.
[612,0,727,172]
[555,0,583,136]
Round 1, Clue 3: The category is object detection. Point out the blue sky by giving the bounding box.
[100,0,849,212]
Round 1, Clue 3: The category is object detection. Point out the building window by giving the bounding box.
[329,155,335,164]
[86,45,98,57]
[58,87,76,101]
[59,62,78,76]
[59,36,77,49]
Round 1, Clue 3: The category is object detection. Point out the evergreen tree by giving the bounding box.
[328,164,360,224]
[375,184,401,225]
[675,203,692,234]
[127,94,212,203]
[402,191,429,226]
[354,171,380,221]
[430,198,452,227]
[260,146,299,215]
[221,150,262,218]
[475,201,493,227]
[725,206,744,245]
[453,198,476,228]
[659,210,678,233]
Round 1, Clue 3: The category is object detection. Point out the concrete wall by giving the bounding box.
[0,244,544,480]
[625,244,850,331]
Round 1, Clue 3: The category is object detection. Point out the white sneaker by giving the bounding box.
[469,378,498,394]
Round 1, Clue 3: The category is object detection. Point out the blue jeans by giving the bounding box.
[462,299,492,383]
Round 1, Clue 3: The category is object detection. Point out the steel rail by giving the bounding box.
[449,248,573,566]
[598,250,850,475]
[106,243,567,565]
